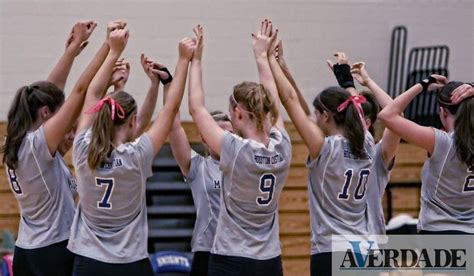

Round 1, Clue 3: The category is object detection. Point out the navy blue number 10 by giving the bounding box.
[338,169,370,200]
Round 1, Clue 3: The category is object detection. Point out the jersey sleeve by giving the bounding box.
[132,133,155,179]
[307,136,332,169]
[372,143,393,197]
[271,127,292,162]
[29,126,55,163]
[219,131,246,173]
[431,128,451,160]
[187,151,203,182]
[374,142,395,172]
[26,126,57,193]
[73,128,91,166]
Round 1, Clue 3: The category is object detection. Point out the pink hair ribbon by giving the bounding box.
[85,97,125,120]
[337,95,367,130]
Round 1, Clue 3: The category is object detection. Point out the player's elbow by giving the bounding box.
[188,103,201,118]
[377,109,391,125]
[280,92,298,108]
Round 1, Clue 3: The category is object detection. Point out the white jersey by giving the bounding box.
[418,129,474,233]
[367,143,394,234]
[212,128,292,260]
[5,126,76,249]
[68,129,154,263]
[308,133,375,254]
[186,151,222,252]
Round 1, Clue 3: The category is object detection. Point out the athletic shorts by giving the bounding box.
[13,240,74,276]
[311,253,332,276]
[208,253,282,276]
[72,254,154,276]
[191,251,210,276]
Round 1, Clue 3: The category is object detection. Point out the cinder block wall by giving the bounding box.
[1,0,472,120]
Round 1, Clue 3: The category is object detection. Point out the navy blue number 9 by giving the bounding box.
[96,178,114,209]
[7,168,22,195]
[257,174,276,206]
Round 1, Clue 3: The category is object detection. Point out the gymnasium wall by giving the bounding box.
[0,0,473,120]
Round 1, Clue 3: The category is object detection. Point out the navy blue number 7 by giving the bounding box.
[96,178,114,209]
[257,174,276,206]
[463,167,474,192]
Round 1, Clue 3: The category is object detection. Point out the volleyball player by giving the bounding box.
[379,76,474,234]
[167,108,232,275]
[188,22,291,276]
[1,20,106,275]
[328,53,401,235]
[67,27,195,275]
[270,41,375,276]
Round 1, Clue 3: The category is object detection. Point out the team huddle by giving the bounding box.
[1,19,473,276]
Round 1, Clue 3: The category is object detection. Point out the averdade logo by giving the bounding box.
[332,235,472,275]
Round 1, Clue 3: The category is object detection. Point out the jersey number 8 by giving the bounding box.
[463,166,474,192]
[7,168,22,195]
[257,173,276,206]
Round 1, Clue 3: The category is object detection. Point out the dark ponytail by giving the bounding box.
[1,81,64,168]
[454,99,474,167]
[360,91,379,137]
[438,81,474,167]
[313,87,367,159]
[87,91,137,169]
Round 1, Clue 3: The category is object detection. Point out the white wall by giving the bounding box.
[1,0,472,120]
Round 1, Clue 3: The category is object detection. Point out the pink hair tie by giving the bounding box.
[85,97,125,120]
[337,95,367,130]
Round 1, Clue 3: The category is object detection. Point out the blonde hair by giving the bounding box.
[229,81,278,132]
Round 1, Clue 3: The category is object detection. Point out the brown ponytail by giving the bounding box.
[87,91,137,169]
[438,81,474,167]
[1,81,64,168]
[230,81,279,132]
[312,87,367,159]
[360,91,380,137]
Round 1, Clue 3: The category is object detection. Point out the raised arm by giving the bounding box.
[351,61,400,166]
[146,37,194,155]
[378,75,448,154]
[187,25,225,157]
[268,43,324,159]
[76,26,129,134]
[275,40,311,116]
[108,58,130,92]
[43,21,104,155]
[132,54,170,138]
[327,52,358,96]
[161,58,192,176]
[47,21,96,90]
[252,20,285,130]
[351,62,393,108]
[165,92,192,176]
